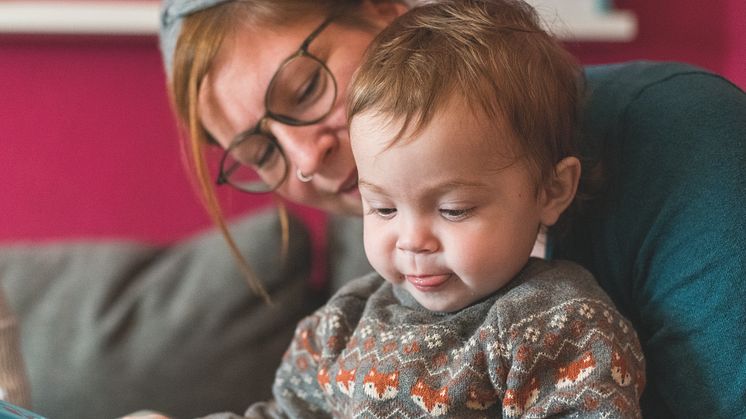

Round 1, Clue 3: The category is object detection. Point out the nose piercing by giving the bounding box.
[296,168,314,182]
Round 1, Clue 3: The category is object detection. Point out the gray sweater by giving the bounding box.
[209,258,644,418]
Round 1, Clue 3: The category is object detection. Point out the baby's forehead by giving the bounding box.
[352,103,520,153]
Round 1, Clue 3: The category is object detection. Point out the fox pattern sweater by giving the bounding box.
[217,258,644,418]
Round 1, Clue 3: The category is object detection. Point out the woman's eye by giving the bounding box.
[296,70,322,105]
[236,139,277,169]
[439,207,474,221]
[253,142,278,168]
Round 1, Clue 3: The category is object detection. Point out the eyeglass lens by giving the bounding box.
[223,55,335,193]
[267,55,336,123]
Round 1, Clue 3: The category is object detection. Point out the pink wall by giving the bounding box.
[1,1,743,244]
[564,0,745,88]
[1,36,280,244]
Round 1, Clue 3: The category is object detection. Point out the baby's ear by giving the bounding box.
[539,157,581,227]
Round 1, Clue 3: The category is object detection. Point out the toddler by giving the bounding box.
[216,0,645,417]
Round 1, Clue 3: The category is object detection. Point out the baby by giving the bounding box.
[205,0,645,417]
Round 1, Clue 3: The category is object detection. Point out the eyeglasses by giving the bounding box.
[216,15,338,194]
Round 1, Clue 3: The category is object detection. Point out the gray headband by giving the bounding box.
[159,0,234,78]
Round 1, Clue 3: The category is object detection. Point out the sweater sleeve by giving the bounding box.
[267,312,332,418]
[501,297,644,418]
[198,275,378,419]
[0,286,30,408]
[196,313,331,419]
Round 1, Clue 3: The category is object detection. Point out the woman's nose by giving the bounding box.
[396,218,439,254]
[269,120,337,177]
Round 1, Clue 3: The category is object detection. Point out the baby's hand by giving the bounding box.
[120,411,170,419]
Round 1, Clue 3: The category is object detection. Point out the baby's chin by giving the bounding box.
[418,299,473,313]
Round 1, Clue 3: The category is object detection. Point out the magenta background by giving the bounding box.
[1,0,744,244]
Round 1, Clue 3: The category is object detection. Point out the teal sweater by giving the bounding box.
[554,62,746,418]
[225,259,643,418]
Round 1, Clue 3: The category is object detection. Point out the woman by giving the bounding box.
[158,0,746,418]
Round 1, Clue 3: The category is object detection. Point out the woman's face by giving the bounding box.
[198,2,405,216]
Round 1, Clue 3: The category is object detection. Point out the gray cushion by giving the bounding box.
[1,209,321,419]
[326,215,372,294]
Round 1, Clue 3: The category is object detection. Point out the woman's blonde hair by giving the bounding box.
[168,0,373,302]
[349,0,593,234]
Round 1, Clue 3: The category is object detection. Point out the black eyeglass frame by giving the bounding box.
[215,15,339,194]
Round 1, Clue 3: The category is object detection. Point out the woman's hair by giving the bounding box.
[168,0,374,301]
[348,0,594,235]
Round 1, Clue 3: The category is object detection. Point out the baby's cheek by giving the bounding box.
[448,238,522,289]
[448,240,494,276]
[363,224,398,281]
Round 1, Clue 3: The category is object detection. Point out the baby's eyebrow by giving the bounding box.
[357,179,386,194]
[358,179,487,194]
[435,180,487,189]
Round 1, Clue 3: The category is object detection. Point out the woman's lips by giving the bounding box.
[404,274,452,291]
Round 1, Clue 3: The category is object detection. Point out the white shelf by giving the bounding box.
[0,1,637,41]
[0,1,159,35]
[542,11,638,41]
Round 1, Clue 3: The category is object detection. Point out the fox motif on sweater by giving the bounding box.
[410,379,449,416]
[466,384,499,410]
[556,351,597,388]
[336,367,356,396]
[317,368,333,395]
[611,352,633,387]
[503,377,540,417]
[363,367,399,400]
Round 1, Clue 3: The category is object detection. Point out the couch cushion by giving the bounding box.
[1,209,323,419]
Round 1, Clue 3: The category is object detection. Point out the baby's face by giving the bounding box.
[350,100,553,312]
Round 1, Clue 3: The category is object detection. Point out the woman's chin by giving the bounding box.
[329,194,364,216]
[277,188,363,217]
[319,187,363,216]
[303,193,363,217]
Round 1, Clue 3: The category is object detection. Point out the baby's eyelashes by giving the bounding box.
[439,207,475,221]
[368,207,397,219]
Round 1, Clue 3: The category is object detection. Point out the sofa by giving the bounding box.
[1,61,745,418]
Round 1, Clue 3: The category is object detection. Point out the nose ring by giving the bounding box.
[296,168,314,183]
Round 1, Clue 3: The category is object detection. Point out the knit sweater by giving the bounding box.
[211,258,644,418]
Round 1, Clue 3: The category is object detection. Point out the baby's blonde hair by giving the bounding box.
[349,0,584,189]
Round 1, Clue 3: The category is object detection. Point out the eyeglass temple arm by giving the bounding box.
[300,15,336,51]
